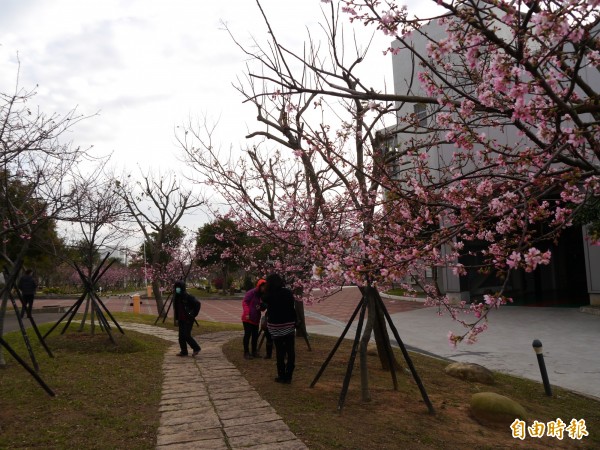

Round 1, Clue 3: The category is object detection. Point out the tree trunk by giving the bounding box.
[294,300,308,338]
[221,266,228,295]
[152,279,164,316]
[0,293,8,366]
[362,286,401,371]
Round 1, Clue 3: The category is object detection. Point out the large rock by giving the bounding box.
[470,392,528,426]
[445,362,495,385]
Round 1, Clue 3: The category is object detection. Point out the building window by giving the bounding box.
[413,103,427,127]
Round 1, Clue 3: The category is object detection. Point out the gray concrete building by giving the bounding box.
[381,16,600,307]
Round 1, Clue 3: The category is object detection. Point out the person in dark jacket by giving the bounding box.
[241,278,266,359]
[18,269,37,319]
[265,273,297,383]
[173,280,201,357]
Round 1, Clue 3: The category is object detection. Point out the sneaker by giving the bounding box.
[192,349,201,357]
[176,352,188,357]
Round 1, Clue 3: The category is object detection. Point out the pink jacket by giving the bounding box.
[241,287,262,325]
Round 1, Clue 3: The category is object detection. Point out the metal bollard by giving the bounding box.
[132,294,141,314]
[532,339,552,396]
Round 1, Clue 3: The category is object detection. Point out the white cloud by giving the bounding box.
[0,0,398,175]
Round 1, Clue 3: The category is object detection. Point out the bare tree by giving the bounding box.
[115,171,205,314]
[179,2,426,409]
[52,167,132,336]
[0,74,93,370]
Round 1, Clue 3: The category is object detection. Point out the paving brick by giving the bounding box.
[224,419,289,437]
[227,429,298,448]
[156,438,228,450]
[220,412,282,428]
[157,427,224,446]
[235,440,309,450]
[217,405,275,420]
[213,397,270,412]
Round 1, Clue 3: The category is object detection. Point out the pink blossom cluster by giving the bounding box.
[183,0,600,346]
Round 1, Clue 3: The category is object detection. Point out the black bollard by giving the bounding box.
[532,339,552,396]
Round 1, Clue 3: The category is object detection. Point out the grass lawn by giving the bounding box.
[1,313,597,449]
[0,314,240,449]
[223,335,599,450]
[385,288,426,298]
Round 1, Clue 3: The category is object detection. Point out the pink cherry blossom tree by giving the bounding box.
[180,2,425,407]
[333,0,600,344]
[115,171,206,314]
[183,0,600,409]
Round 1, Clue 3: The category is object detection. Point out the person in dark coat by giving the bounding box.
[265,273,297,383]
[18,269,37,319]
[172,280,201,357]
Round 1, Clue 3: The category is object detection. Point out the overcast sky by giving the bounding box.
[0,0,405,175]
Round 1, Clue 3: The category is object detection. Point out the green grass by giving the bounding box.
[385,288,426,297]
[109,312,243,333]
[223,335,600,450]
[0,316,241,450]
[0,323,168,449]
[1,315,597,449]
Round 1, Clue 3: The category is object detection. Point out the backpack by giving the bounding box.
[184,295,201,318]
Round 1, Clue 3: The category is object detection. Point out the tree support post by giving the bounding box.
[337,295,368,413]
[0,337,55,397]
[374,291,435,415]
[310,296,365,388]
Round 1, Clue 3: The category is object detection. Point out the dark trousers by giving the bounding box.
[274,333,295,380]
[178,320,200,354]
[20,294,34,318]
[243,322,259,354]
[264,329,273,357]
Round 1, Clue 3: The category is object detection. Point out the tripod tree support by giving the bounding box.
[310,296,364,388]
[309,290,435,415]
[337,295,368,412]
[2,264,54,372]
[0,337,55,396]
[374,291,435,415]
[45,254,124,342]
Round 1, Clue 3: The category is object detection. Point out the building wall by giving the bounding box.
[387,17,599,306]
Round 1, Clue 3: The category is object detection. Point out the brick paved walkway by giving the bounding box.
[30,287,426,327]
[119,323,308,450]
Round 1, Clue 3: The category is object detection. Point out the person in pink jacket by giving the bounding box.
[241,278,266,359]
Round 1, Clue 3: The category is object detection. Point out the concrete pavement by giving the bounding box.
[305,288,600,400]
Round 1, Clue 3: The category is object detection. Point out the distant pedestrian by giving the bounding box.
[173,281,201,357]
[241,278,266,359]
[265,273,297,383]
[18,269,37,319]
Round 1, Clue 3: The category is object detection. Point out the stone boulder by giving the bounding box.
[445,362,495,385]
[470,392,528,426]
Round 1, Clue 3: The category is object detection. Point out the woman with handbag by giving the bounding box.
[241,278,267,359]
